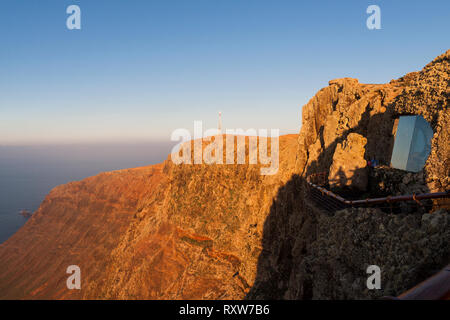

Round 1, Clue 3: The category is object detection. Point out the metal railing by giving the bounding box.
[382,264,450,300]
[306,171,450,212]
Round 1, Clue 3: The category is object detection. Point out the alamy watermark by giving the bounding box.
[366,265,381,290]
[66,5,81,30]
[366,5,381,30]
[170,121,279,175]
[64,5,381,31]
[66,265,81,290]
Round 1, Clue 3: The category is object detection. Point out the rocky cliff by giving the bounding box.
[0,50,448,299]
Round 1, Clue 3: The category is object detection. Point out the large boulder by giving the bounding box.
[328,133,368,191]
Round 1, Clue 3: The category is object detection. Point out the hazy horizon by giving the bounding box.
[0,141,176,243]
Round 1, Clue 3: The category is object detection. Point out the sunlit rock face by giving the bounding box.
[328,133,368,191]
[0,51,448,300]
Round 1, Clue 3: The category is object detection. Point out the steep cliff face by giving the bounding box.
[0,165,167,299]
[0,51,448,300]
[85,135,299,299]
[0,135,300,299]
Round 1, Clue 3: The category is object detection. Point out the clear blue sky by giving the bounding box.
[0,0,448,145]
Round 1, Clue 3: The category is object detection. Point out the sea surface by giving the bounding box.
[0,142,173,243]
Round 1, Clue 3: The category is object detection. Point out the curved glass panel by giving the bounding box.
[390,115,433,172]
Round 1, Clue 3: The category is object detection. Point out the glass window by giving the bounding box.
[390,115,433,172]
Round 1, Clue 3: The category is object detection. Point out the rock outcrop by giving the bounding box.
[296,50,449,194]
[328,133,368,191]
[0,50,448,300]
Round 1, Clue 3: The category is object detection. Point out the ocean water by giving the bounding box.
[0,142,173,243]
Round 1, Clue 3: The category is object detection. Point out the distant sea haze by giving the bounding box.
[0,142,174,243]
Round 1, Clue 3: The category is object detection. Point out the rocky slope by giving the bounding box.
[0,50,448,299]
[0,164,167,299]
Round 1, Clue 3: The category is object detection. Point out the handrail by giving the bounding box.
[346,191,449,206]
[397,264,450,300]
[383,264,450,300]
[306,175,449,208]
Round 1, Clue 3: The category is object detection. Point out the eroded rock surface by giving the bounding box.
[328,133,368,191]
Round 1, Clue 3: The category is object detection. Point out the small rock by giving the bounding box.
[402,173,413,185]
